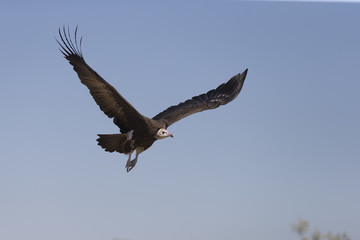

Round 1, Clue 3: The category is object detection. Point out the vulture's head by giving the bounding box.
[156,128,173,139]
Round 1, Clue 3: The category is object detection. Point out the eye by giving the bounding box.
[162,131,166,135]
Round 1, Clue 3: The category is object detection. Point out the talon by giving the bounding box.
[127,159,137,172]
[125,153,132,170]
[124,148,143,172]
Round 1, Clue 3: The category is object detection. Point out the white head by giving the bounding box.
[155,128,173,139]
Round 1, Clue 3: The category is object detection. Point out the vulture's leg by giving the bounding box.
[126,148,144,172]
[126,151,139,172]
[125,153,132,170]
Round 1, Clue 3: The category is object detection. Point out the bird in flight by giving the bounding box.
[57,26,248,172]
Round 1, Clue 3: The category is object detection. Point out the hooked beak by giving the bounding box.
[168,132,174,138]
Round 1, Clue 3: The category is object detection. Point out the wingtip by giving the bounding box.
[233,68,248,82]
[238,68,248,82]
[242,68,248,77]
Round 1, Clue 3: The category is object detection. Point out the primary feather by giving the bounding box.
[57,26,145,133]
[153,70,247,126]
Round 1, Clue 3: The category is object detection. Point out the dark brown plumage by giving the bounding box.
[57,26,248,172]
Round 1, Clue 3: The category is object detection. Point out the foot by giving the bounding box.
[126,159,137,172]
[125,154,132,170]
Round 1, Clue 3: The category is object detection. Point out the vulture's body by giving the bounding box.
[57,27,248,172]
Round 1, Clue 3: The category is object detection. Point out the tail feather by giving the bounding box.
[96,134,131,153]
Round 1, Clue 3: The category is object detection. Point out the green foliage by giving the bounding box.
[292,218,351,240]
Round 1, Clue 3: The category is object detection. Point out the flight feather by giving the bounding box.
[153,69,248,126]
[57,26,145,133]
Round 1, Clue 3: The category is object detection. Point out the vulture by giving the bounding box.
[57,26,248,172]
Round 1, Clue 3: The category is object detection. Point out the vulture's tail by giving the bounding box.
[96,134,131,154]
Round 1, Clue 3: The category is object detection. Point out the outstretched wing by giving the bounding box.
[57,26,145,133]
[153,69,248,127]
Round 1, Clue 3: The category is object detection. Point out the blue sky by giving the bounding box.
[0,1,359,240]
